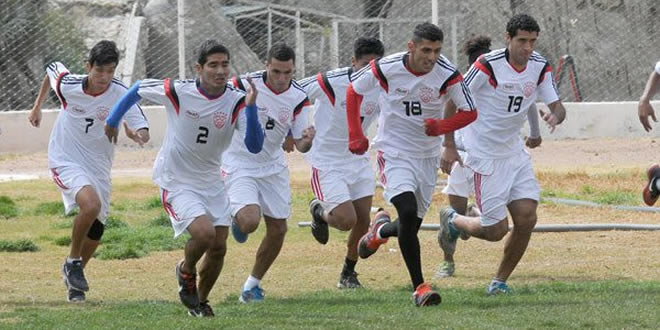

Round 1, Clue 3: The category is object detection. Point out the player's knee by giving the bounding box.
[484,220,508,241]
[80,199,102,218]
[207,242,227,259]
[236,206,261,233]
[514,214,537,232]
[267,220,288,239]
[86,219,105,241]
[391,193,418,221]
[196,230,217,248]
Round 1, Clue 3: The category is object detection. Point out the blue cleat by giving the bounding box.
[231,220,248,243]
[239,286,265,303]
[486,280,513,296]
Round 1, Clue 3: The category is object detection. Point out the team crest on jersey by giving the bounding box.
[395,87,409,96]
[70,105,86,114]
[213,111,227,129]
[95,106,109,120]
[523,81,536,98]
[185,110,200,120]
[278,108,290,123]
[362,101,378,115]
[419,87,435,104]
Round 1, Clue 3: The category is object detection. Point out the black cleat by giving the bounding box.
[337,271,362,289]
[176,260,200,309]
[62,259,89,292]
[309,199,329,244]
[188,300,214,317]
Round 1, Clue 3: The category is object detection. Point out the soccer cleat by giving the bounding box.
[413,282,442,306]
[337,271,362,289]
[642,164,660,206]
[438,208,459,257]
[61,259,89,292]
[357,209,391,259]
[67,288,86,303]
[239,286,265,303]
[486,280,512,296]
[188,300,215,317]
[176,260,200,309]
[309,199,329,244]
[231,219,248,243]
[434,261,455,278]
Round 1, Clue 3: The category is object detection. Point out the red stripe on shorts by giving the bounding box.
[50,168,68,190]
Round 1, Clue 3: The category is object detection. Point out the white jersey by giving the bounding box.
[350,52,475,158]
[136,78,246,190]
[463,49,559,159]
[222,71,310,169]
[299,67,380,169]
[46,62,148,179]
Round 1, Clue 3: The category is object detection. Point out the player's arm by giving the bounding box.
[123,101,150,146]
[28,73,50,127]
[537,66,565,133]
[638,62,660,132]
[439,99,463,174]
[243,76,264,154]
[525,103,542,148]
[105,82,142,144]
[346,60,381,154]
[292,99,314,153]
[424,71,478,137]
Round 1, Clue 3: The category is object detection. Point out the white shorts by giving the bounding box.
[442,151,474,198]
[466,150,540,227]
[50,166,110,223]
[377,151,439,219]
[223,166,291,219]
[310,161,375,212]
[160,185,231,237]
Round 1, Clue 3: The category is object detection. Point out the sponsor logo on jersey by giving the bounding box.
[278,108,290,123]
[395,87,409,95]
[503,83,515,92]
[96,106,109,121]
[70,106,86,114]
[185,110,200,120]
[523,81,535,98]
[257,106,268,113]
[213,111,227,129]
[363,101,378,116]
[419,87,434,103]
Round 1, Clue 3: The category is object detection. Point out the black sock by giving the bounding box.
[379,218,399,238]
[342,257,357,275]
[391,192,424,288]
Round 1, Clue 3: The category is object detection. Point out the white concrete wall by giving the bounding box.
[1,101,659,153]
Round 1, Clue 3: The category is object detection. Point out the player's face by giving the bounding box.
[407,39,442,74]
[86,62,116,92]
[266,58,294,93]
[506,30,538,67]
[351,54,380,70]
[196,52,230,93]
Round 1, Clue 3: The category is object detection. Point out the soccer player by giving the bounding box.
[347,23,478,306]
[298,37,385,289]
[223,43,314,303]
[436,35,542,278]
[638,60,660,206]
[105,39,264,317]
[27,40,150,303]
[438,14,566,295]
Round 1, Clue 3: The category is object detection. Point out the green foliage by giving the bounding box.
[53,236,71,247]
[34,201,66,216]
[96,225,184,260]
[104,215,128,229]
[0,195,18,218]
[147,213,170,227]
[144,196,162,210]
[0,239,39,252]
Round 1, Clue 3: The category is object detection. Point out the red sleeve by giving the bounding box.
[346,83,365,140]
[425,110,477,136]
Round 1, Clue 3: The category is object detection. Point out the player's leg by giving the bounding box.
[337,195,371,289]
[227,174,262,243]
[194,226,228,317]
[643,164,660,206]
[309,167,357,244]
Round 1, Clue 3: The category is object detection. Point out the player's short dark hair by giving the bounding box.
[196,39,230,66]
[412,23,444,43]
[353,37,385,61]
[463,35,492,65]
[506,14,540,38]
[88,40,119,67]
[267,43,296,63]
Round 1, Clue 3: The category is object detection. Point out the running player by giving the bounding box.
[435,35,542,278]
[223,43,314,303]
[27,40,150,303]
[438,14,566,295]
[347,23,478,306]
[105,39,264,316]
[298,37,385,289]
[638,60,660,206]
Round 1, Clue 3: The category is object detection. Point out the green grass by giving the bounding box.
[0,239,39,252]
[0,281,658,329]
[541,186,639,206]
[0,195,18,218]
[95,224,186,260]
[34,201,67,216]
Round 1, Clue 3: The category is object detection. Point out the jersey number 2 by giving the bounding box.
[196,126,209,144]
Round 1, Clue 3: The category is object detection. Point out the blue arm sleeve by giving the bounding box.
[244,103,264,153]
[106,81,142,128]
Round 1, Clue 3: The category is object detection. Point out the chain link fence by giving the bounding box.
[1,0,658,111]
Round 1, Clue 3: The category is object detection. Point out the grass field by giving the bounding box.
[1,168,659,329]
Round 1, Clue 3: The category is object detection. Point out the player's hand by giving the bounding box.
[349,135,369,155]
[424,118,445,136]
[539,109,559,133]
[440,144,462,175]
[28,107,42,127]
[105,124,119,144]
[525,136,542,149]
[124,122,150,147]
[282,134,295,153]
[302,126,316,142]
[638,101,657,132]
[245,76,258,106]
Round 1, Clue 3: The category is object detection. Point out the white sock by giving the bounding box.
[243,275,261,291]
[376,225,384,240]
[66,256,82,264]
[655,179,660,192]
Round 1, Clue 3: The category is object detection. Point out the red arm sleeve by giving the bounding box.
[424,109,478,136]
[346,83,369,154]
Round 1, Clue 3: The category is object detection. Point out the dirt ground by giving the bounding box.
[0,137,658,179]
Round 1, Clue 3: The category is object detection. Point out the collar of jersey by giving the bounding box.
[402,54,428,77]
[261,71,291,95]
[504,49,527,73]
[196,79,226,100]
